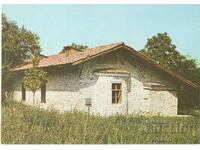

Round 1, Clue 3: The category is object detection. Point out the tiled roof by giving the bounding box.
[11,42,197,88]
[12,42,123,71]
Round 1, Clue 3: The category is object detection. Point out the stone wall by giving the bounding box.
[12,50,178,116]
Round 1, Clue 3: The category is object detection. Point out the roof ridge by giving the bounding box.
[10,42,197,88]
[40,42,124,58]
[82,42,124,51]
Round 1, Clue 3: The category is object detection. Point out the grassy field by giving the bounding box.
[1,100,200,144]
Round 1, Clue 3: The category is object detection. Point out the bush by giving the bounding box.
[190,109,200,117]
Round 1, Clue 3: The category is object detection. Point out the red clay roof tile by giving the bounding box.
[11,42,197,88]
[12,42,123,71]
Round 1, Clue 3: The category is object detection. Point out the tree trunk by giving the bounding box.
[199,85,200,109]
[33,92,35,106]
[2,89,5,102]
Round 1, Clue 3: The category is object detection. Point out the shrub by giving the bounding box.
[190,109,200,117]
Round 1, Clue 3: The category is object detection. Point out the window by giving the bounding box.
[112,83,122,104]
[22,83,26,101]
[41,82,46,103]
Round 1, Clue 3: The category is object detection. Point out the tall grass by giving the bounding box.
[1,101,200,144]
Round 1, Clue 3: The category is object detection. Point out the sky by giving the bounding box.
[2,4,200,60]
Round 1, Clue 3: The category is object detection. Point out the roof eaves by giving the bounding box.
[123,45,198,88]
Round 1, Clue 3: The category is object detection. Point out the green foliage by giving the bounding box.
[2,13,41,91]
[2,101,200,144]
[190,109,200,117]
[24,68,47,93]
[141,32,200,83]
[23,52,47,103]
[60,43,88,53]
[70,43,88,50]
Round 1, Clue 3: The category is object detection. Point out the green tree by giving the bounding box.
[141,32,200,83]
[60,43,88,53]
[70,43,88,50]
[2,14,41,98]
[23,51,47,105]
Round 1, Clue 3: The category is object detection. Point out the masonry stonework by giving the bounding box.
[12,50,178,116]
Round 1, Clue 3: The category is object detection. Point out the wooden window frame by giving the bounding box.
[22,83,26,101]
[41,82,46,103]
[112,83,122,104]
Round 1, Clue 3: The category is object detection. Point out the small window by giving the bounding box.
[22,83,26,101]
[112,83,122,104]
[41,82,46,103]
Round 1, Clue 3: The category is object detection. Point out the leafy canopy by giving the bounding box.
[141,32,200,83]
[23,51,47,94]
[70,43,88,50]
[60,43,88,53]
[2,14,41,89]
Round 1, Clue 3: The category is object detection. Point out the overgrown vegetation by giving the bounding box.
[2,14,41,97]
[2,101,200,144]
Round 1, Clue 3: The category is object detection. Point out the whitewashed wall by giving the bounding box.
[12,50,178,116]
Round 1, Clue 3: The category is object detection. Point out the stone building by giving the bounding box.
[10,42,198,116]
